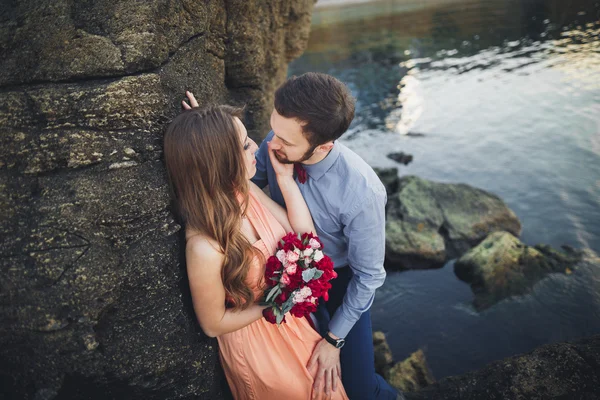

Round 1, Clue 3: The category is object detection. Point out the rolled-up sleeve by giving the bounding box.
[251,131,274,189]
[328,186,387,339]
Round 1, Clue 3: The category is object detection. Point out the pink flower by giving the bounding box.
[280,273,291,286]
[285,263,297,275]
[286,250,300,263]
[309,238,321,249]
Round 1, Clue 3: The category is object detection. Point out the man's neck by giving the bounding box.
[302,145,334,166]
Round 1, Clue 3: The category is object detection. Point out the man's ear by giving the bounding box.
[316,141,334,153]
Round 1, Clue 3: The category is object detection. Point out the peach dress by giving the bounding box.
[217,190,348,400]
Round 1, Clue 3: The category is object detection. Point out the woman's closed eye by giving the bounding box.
[243,141,250,150]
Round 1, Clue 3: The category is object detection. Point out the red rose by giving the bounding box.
[265,256,281,279]
[287,269,303,289]
[281,232,304,251]
[263,308,277,324]
[276,291,288,303]
[290,301,317,318]
[263,307,286,324]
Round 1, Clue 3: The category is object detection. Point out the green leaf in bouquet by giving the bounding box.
[265,285,281,303]
[302,268,316,282]
[312,269,324,280]
[274,306,285,325]
[281,295,295,314]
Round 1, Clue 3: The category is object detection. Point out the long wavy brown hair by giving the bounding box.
[164,105,260,310]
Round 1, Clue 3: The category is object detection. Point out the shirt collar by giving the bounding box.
[303,141,341,181]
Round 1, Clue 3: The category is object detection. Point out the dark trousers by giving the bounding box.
[315,266,398,400]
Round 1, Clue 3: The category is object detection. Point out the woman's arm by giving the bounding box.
[249,182,293,233]
[266,141,316,234]
[186,235,266,337]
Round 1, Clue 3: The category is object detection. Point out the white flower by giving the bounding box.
[309,238,321,249]
[292,290,305,304]
[313,250,324,262]
[299,286,312,298]
[276,250,286,263]
[303,248,314,257]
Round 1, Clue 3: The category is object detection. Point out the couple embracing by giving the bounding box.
[164,72,403,400]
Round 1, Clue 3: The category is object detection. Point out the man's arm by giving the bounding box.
[251,130,275,189]
[307,185,387,398]
[328,186,387,339]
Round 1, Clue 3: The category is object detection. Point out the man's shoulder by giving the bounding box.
[335,143,385,196]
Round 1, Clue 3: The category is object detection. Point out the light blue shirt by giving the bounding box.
[252,131,387,339]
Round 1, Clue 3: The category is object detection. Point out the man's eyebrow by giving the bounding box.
[275,134,293,145]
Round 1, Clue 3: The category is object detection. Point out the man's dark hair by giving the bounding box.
[274,72,355,147]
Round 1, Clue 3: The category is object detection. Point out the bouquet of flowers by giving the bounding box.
[262,232,337,325]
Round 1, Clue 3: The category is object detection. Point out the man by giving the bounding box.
[252,72,401,400]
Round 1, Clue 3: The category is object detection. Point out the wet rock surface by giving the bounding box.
[404,334,600,400]
[375,169,521,269]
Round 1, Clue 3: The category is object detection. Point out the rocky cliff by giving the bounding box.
[0,1,315,398]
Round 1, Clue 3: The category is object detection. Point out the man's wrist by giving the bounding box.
[324,331,345,348]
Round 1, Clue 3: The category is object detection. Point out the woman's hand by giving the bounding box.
[267,141,294,180]
[182,91,199,110]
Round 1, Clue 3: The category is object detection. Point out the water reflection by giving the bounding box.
[292,0,600,382]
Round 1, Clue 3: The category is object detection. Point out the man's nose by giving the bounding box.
[270,138,282,149]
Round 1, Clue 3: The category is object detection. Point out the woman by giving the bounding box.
[163,103,348,400]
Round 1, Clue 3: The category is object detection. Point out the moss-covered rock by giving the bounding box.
[454,231,594,310]
[388,349,436,393]
[373,331,395,379]
[373,331,435,393]
[383,175,521,269]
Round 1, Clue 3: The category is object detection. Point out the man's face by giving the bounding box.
[269,110,316,164]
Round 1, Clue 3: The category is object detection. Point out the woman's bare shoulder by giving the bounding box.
[185,230,224,266]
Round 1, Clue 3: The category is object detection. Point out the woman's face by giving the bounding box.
[234,117,258,179]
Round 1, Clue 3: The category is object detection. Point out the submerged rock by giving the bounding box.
[381,174,521,269]
[404,334,600,400]
[387,152,414,165]
[454,231,595,310]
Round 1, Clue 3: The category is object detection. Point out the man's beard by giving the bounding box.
[273,145,317,164]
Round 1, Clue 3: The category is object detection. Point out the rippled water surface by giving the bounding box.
[290,0,600,379]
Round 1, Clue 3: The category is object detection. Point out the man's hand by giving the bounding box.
[307,337,341,399]
[181,90,198,110]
